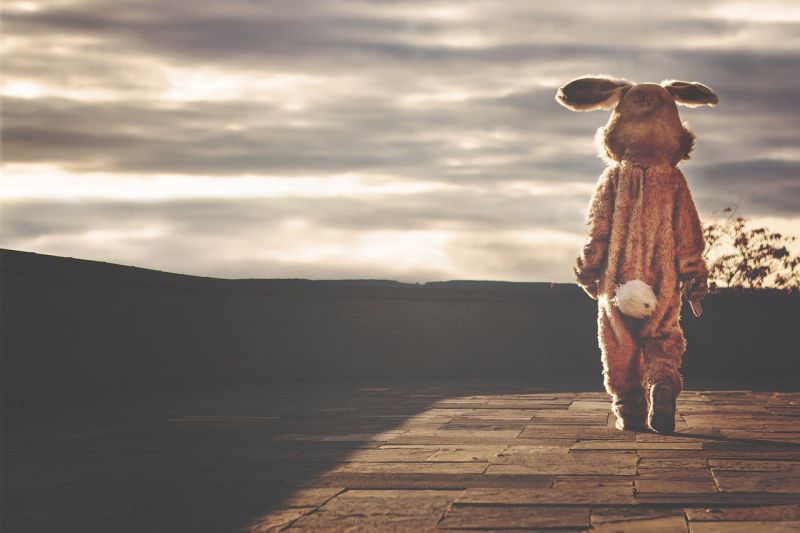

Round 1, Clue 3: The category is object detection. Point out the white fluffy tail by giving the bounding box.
[613,279,657,318]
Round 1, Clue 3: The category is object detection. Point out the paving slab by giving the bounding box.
[441,418,531,431]
[572,440,703,450]
[708,459,800,471]
[518,425,635,440]
[568,400,612,411]
[638,457,709,469]
[438,504,591,530]
[635,492,800,506]
[288,447,439,463]
[593,514,689,533]
[425,445,507,462]
[639,448,800,461]
[3,510,151,533]
[635,476,718,495]
[309,471,554,490]
[456,487,635,506]
[531,410,611,425]
[686,504,800,521]
[488,449,637,475]
[689,521,800,532]
[712,470,800,493]
[331,461,489,475]
[287,489,460,530]
[592,506,686,525]
[457,477,636,505]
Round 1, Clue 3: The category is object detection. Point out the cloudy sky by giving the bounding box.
[2,0,799,282]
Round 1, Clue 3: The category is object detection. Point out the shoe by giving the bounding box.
[648,381,676,434]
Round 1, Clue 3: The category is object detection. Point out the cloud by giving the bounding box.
[692,159,800,216]
[0,196,585,281]
[2,0,799,280]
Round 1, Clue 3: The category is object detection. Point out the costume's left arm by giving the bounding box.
[674,176,709,300]
[575,169,615,299]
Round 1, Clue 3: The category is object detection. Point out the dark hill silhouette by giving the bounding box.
[1,248,798,405]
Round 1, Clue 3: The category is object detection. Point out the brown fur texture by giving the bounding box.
[558,76,714,428]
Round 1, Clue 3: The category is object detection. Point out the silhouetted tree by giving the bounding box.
[703,207,800,293]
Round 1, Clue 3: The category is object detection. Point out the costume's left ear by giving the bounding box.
[555,76,633,111]
[662,80,719,107]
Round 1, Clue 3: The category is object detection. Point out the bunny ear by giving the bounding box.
[555,76,633,111]
[662,80,719,107]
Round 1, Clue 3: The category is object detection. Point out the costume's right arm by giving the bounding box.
[674,175,709,300]
[575,169,615,299]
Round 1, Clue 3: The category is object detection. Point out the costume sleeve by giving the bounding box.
[673,175,708,286]
[574,169,615,299]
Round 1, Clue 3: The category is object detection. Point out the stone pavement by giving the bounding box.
[3,380,800,532]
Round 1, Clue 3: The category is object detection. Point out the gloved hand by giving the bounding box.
[580,279,599,300]
[683,275,708,301]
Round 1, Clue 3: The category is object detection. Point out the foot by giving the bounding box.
[614,416,647,432]
[613,397,647,432]
[648,380,676,434]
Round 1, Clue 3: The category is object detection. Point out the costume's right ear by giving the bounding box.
[661,80,719,107]
[556,76,633,111]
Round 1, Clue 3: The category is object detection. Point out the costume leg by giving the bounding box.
[641,294,686,433]
[641,311,685,395]
[598,302,646,428]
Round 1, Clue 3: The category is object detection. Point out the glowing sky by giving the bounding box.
[2,0,799,281]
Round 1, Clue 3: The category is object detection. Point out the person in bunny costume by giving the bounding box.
[556,76,715,433]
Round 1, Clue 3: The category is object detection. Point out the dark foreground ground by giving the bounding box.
[3,379,800,532]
